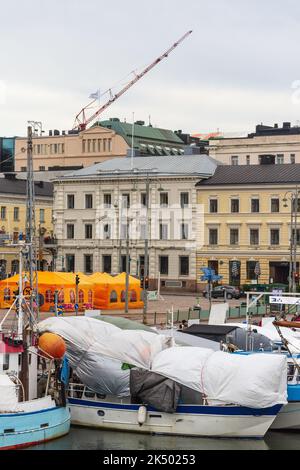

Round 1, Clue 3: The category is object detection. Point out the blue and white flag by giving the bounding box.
[89,89,100,100]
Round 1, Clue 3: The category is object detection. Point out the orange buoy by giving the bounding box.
[38,332,66,359]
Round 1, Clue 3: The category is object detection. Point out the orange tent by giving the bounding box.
[91,272,143,310]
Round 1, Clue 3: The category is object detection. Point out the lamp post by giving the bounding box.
[283,186,300,292]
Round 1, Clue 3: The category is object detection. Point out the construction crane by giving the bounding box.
[73,30,192,131]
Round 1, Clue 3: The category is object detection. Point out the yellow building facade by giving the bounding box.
[0,176,54,276]
[196,165,300,289]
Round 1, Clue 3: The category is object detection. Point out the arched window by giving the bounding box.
[110,290,118,303]
[45,289,53,303]
[120,290,125,302]
[130,290,137,302]
[79,290,84,303]
[69,290,75,303]
[58,289,64,303]
[88,290,93,303]
[4,288,10,301]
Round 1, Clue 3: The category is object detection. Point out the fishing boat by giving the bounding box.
[0,248,70,450]
[38,316,286,438]
[67,383,282,438]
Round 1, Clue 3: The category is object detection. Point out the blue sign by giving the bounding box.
[200,267,223,282]
[74,303,79,310]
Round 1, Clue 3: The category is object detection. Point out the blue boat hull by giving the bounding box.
[0,406,70,450]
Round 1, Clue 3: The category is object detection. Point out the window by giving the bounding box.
[85,194,93,209]
[209,199,218,213]
[39,166,45,171]
[250,228,259,245]
[103,255,112,273]
[120,224,128,239]
[122,194,130,209]
[270,228,280,245]
[181,223,189,240]
[0,207,6,220]
[179,256,189,276]
[67,194,75,209]
[251,199,259,213]
[85,224,93,239]
[180,192,189,208]
[13,207,19,221]
[209,228,218,245]
[277,154,284,164]
[159,223,168,240]
[140,224,146,239]
[231,199,239,213]
[159,256,169,275]
[271,198,279,213]
[21,167,27,171]
[247,261,257,280]
[246,155,250,165]
[230,228,239,245]
[66,254,75,272]
[292,228,300,245]
[103,224,111,239]
[84,254,93,274]
[160,192,168,207]
[231,156,239,165]
[141,193,147,207]
[67,224,74,239]
[104,194,111,208]
[39,209,45,223]
[291,154,296,164]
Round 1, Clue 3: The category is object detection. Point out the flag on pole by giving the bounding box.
[254,261,261,277]
[89,89,100,101]
[231,261,239,277]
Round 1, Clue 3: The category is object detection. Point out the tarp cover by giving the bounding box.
[152,347,287,408]
[38,317,171,397]
[130,369,181,413]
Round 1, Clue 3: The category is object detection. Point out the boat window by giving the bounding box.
[40,423,49,428]
[96,393,106,399]
[287,363,295,381]
[4,428,15,433]
[85,388,96,398]
[3,353,9,371]
[97,410,105,417]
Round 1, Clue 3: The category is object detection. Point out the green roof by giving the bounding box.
[96,119,184,155]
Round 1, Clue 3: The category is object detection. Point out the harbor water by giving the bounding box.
[25,427,300,451]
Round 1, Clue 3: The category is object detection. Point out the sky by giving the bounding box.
[1,0,300,136]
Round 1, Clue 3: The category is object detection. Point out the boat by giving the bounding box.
[0,249,70,450]
[67,383,282,438]
[38,316,287,438]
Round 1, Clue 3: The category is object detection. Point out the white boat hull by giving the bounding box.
[68,398,281,438]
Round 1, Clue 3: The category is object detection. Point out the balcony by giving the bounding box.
[43,236,57,247]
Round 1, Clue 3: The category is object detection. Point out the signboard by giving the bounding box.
[147,291,158,301]
[270,296,300,305]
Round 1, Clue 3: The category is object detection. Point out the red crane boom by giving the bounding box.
[73,30,192,131]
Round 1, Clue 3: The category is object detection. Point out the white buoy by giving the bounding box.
[137,405,147,426]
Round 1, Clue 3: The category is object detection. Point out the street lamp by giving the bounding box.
[283,186,300,292]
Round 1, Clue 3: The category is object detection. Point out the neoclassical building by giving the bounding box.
[52,153,218,291]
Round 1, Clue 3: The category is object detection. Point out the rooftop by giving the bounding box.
[197,164,300,186]
[0,174,53,197]
[57,154,219,180]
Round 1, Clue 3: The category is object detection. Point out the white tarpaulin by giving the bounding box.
[152,347,287,408]
[38,317,171,397]
[0,374,18,411]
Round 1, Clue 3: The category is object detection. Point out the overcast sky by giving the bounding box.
[1,0,300,136]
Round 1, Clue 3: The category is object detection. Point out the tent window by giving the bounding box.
[88,290,93,303]
[79,290,84,303]
[4,288,10,301]
[45,290,53,303]
[130,290,137,302]
[121,290,125,302]
[58,290,64,303]
[110,290,118,303]
[69,290,75,303]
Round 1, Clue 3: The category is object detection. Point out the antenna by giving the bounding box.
[73,30,193,130]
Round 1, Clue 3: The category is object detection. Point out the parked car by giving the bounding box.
[202,285,242,300]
